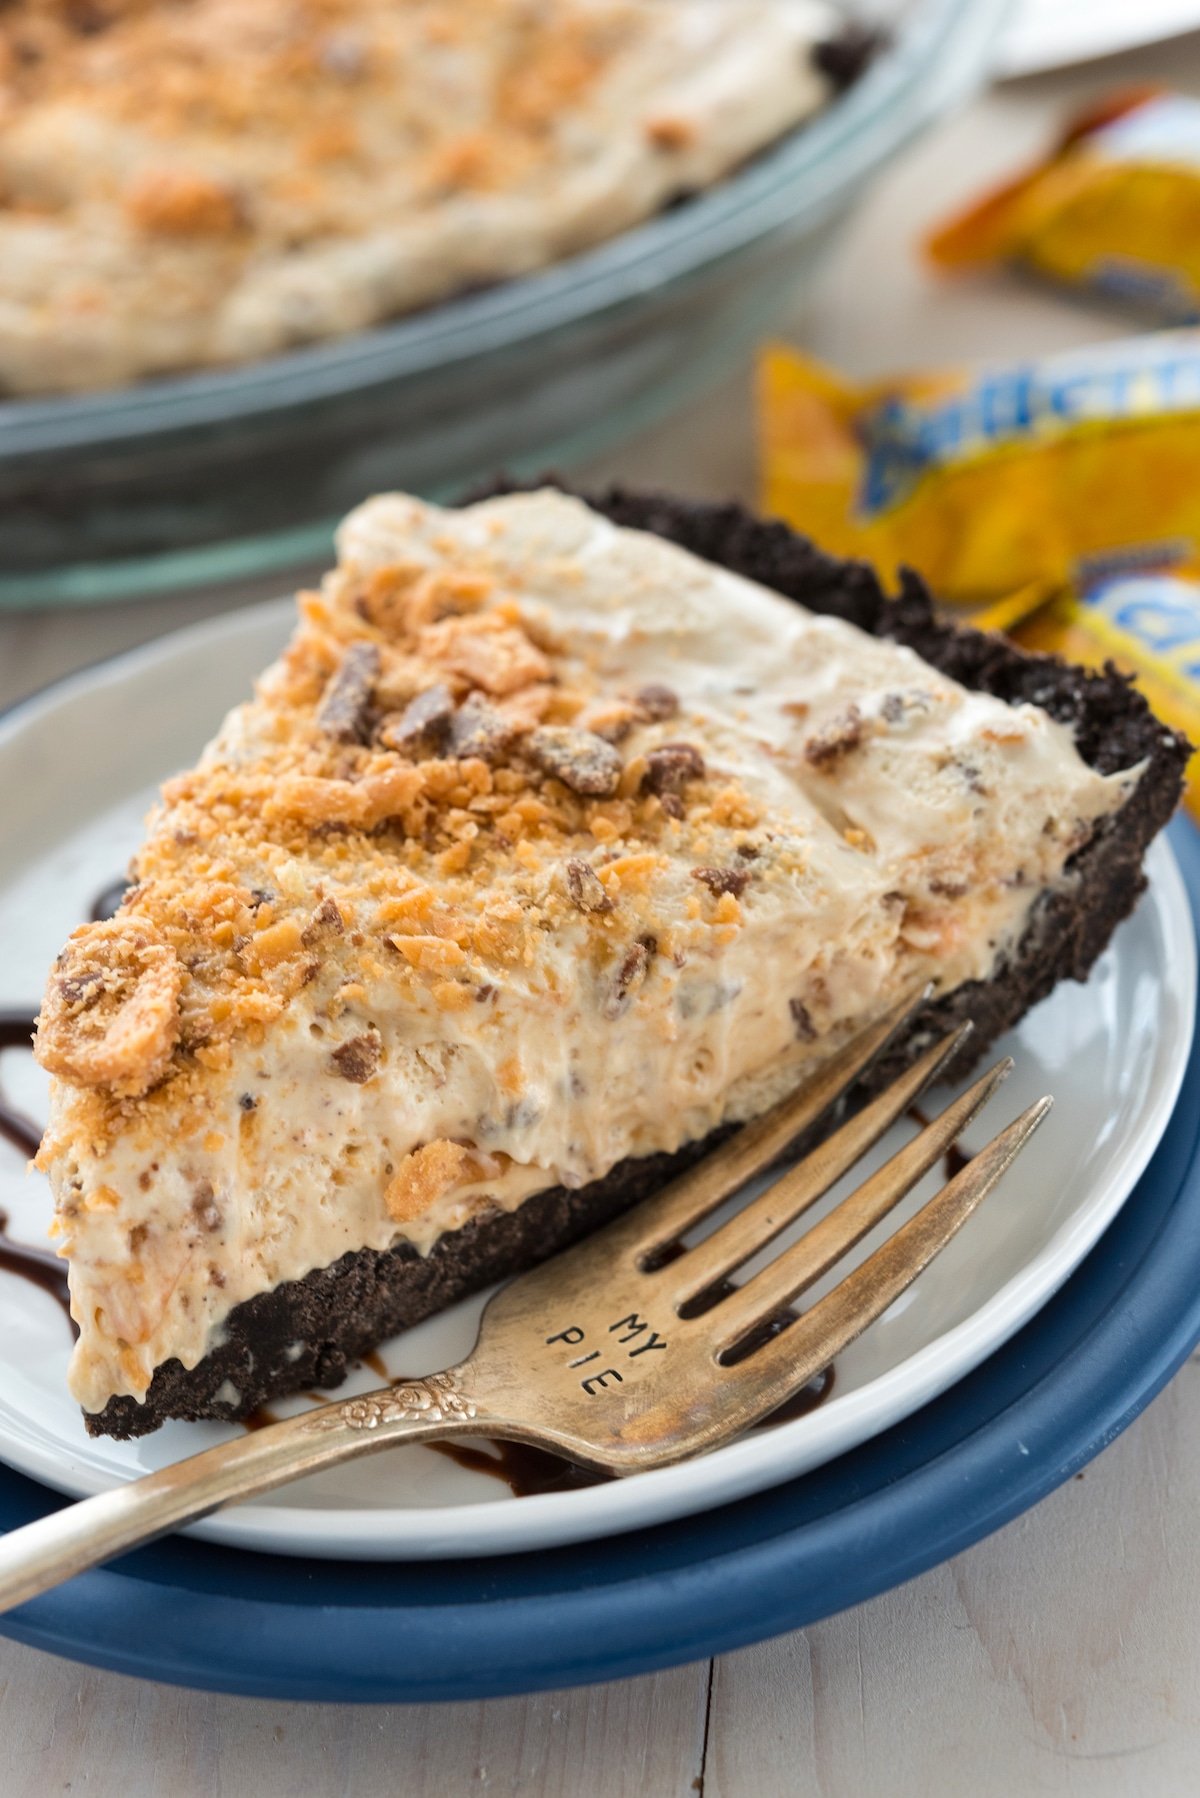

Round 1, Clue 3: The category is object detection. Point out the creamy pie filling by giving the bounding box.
[35,491,1136,1415]
[0,0,836,393]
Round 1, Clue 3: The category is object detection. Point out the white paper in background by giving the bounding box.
[999,0,1200,77]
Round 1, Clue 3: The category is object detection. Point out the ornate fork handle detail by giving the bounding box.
[0,1370,495,1616]
[304,1370,476,1434]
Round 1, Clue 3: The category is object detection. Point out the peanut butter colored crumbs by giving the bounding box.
[384,1141,502,1224]
[33,505,736,1135]
[0,3,836,395]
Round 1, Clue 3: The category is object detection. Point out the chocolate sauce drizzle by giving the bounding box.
[0,866,132,1330]
[0,1012,40,1159]
[428,1437,607,1497]
[242,1406,280,1433]
[907,1104,971,1181]
[90,876,132,923]
[0,1013,75,1333]
[0,1207,74,1335]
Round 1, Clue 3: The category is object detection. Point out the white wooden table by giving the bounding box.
[4,34,1200,1797]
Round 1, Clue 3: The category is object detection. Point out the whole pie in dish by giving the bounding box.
[33,486,1188,1437]
[0,0,858,396]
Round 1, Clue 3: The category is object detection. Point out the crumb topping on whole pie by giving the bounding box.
[34,490,1138,1414]
[0,0,837,393]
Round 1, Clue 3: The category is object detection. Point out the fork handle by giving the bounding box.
[0,1370,496,1615]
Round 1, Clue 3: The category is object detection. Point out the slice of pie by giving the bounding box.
[34,486,1188,1437]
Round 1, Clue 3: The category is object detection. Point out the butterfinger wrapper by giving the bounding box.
[927,87,1200,323]
[759,332,1200,608]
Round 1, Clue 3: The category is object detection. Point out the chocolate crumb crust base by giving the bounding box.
[89,1136,722,1439]
[86,488,1191,1439]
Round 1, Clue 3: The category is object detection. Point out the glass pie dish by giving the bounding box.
[0,0,1010,608]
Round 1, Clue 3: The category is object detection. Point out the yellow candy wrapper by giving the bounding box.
[927,87,1200,322]
[1015,565,1200,819]
[758,332,1200,608]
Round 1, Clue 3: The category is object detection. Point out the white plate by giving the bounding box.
[999,0,1200,78]
[0,603,1192,1560]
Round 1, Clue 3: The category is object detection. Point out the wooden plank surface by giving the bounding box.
[707,1360,1200,1798]
[3,28,1200,1796]
[0,1652,712,1798]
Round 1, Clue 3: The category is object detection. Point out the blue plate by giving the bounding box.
[1,818,1198,1703]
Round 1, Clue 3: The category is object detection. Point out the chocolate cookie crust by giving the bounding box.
[86,489,1190,1438]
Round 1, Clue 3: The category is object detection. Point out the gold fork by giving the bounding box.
[0,993,1049,1614]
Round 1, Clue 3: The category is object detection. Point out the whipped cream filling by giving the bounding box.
[0,1,836,393]
[43,491,1137,1414]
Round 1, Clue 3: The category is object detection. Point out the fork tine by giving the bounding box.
[667,1023,973,1308]
[704,1056,1014,1351]
[723,1097,1052,1402]
[628,983,939,1260]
